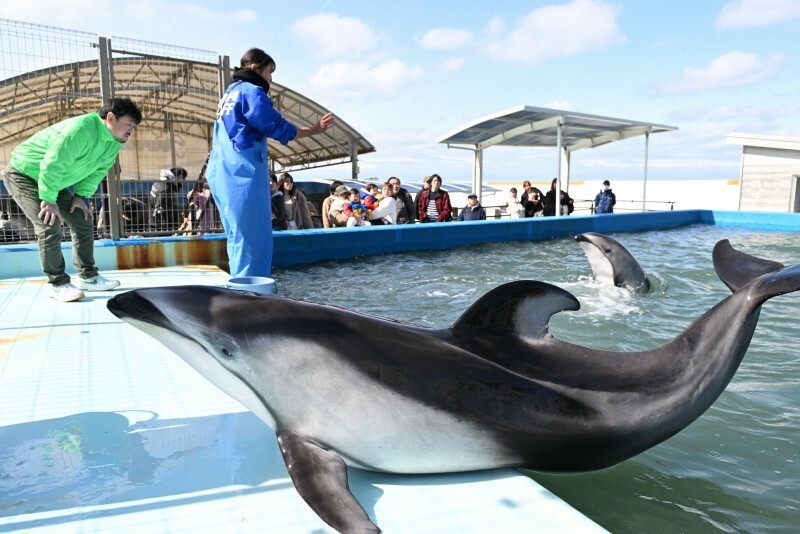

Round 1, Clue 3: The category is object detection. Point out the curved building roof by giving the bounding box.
[0,56,374,176]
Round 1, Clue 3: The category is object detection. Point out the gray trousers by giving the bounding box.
[2,165,98,286]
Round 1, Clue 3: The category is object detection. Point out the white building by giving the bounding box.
[727,133,800,212]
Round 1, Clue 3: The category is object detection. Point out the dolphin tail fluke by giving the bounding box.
[277,431,381,533]
[713,240,785,293]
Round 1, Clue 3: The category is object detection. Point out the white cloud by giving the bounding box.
[484,0,624,65]
[290,13,377,59]
[716,0,800,29]
[0,1,255,36]
[1,0,114,29]
[307,59,423,100]
[660,51,784,94]
[441,58,464,72]
[169,3,256,22]
[419,28,473,50]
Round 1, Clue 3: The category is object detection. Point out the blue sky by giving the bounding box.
[6,0,800,184]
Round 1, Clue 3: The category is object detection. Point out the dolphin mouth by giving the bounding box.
[108,290,170,327]
[574,234,590,243]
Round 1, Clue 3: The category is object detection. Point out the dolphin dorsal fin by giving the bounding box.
[713,239,784,293]
[452,281,580,340]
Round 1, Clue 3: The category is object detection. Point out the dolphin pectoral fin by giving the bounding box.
[713,239,785,293]
[277,430,380,534]
[452,280,579,340]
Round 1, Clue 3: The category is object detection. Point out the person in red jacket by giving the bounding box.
[417,174,452,222]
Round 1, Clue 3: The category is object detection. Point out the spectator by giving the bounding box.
[2,96,141,301]
[559,190,574,215]
[206,47,334,279]
[271,174,288,230]
[521,180,544,218]
[363,184,381,215]
[414,175,433,218]
[417,174,452,223]
[503,187,525,219]
[344,188,370,227]
[388,176,416,224]
[321,180,344,228]
[367,182,397,225]
[278,172,314,230]
[543,178,574,216]
[150,166,187,231]
[328,185,353,227]
[458,194,486,221]
[187,179,215,231]
[594,180,616,214]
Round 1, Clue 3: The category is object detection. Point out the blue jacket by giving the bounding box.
[458,202,486,221]
[216,80,296,150]
[595,189,616,214]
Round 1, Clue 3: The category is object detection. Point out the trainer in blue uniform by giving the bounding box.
[207,48,334,278]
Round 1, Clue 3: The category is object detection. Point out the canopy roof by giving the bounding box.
[0,56,374,174]
[437,105,676,153]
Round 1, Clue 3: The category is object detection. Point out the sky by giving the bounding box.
[4,0,800,184]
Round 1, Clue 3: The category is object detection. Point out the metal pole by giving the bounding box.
[473,147,483,202]
[349,135,358,180]
[642,130,650,212]
[98,37,123,240]
[555,118,563,217]
[218,55,231,97]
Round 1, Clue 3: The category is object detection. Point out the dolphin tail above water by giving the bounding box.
[713,238,785,293]
[106,239,800,533]
[575,232,650,293]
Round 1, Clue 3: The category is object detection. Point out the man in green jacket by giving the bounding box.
[2,97,142,302]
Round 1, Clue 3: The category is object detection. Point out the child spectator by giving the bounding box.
[458,194,486,221]
[343,188,370,227]
[504,187,525,218]
[363,184,381,217]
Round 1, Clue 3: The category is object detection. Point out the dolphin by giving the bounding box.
[106,239,799,533]
[575,232,651,293]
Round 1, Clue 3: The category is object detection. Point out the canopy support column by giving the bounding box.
[555,117,564,217]
[642,129,651,212]
[349,135,359,180]
[473,147,484,202]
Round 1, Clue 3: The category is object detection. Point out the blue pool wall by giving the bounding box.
[2,210,799,280]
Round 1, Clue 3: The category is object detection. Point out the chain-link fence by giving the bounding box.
[1,18,373,244]
[0,18,225,242]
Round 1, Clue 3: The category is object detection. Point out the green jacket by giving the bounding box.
[10,113,123,202]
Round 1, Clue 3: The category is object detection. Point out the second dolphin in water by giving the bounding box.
[575,232,651,293]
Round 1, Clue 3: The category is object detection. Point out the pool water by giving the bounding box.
[272,224,800,532]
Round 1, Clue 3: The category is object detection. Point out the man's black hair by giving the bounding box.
[98,97,142,124]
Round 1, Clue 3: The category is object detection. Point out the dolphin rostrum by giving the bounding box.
[106,239,798,533]
[575,232,651,292]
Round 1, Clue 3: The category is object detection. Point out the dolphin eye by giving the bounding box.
[221,348,234,358]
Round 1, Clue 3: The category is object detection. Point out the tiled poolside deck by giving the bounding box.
[0,266,606,533]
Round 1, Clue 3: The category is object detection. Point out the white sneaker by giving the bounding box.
[74,274,120,292]
[50,283,86,302]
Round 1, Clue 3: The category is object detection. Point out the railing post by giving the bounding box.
[98,36,123,240]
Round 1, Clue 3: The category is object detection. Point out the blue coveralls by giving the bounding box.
[207,80,296,278]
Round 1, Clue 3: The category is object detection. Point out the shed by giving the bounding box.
[727,133,800,212]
